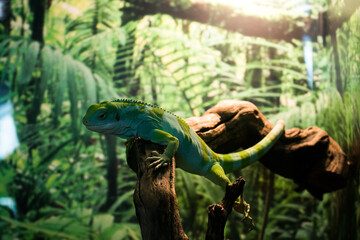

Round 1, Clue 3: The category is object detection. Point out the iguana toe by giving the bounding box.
[146,151,170,170]
[233,200,255,231]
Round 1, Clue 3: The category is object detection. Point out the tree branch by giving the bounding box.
[186,100,349,199]
[126,100,348,239]
[206,177,246,240]
[124,0,360,42]
[126,139,189,240]
[124,0,303,42]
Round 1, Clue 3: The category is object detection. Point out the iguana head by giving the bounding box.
[82,101,124,135]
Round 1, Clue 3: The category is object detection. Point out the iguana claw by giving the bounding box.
[146,151,170,170]
[233,199,255,231]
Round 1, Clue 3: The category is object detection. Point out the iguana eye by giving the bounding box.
[97,112,106,120]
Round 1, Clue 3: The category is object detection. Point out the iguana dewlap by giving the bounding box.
[83,99,285,189]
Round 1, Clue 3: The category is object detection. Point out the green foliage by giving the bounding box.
[0,39,100,130]
[0,0,139,239]
[0,0,359,239]
[0,162,15,197]
[115,14,309,116]
[175,170,221,239]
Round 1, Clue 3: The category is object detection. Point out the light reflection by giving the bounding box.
[0,101,19,159]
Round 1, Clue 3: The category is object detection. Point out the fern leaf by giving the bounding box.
[18,41,41,95]
[53,49,67,125]
[65,55,79,139]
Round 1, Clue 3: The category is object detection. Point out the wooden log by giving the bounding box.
[186,100,349,199]
[126,139,189,240]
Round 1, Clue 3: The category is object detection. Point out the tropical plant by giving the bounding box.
[0,0,359,239]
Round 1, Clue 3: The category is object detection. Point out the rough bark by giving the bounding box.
[127,139,189,240]
[185,100,349,199]
[206,177,246,240]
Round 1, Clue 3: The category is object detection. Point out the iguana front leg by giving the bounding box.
[146,129,179,170]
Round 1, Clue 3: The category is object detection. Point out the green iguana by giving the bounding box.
[82,99,285,222]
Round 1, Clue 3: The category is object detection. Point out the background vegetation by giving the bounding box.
[0,0,359,239]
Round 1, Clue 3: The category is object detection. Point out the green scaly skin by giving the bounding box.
[83,99,285,226]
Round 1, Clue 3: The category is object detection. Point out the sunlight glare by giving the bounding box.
[203,0,311,18]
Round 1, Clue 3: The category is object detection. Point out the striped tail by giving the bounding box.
[219,120,285,173]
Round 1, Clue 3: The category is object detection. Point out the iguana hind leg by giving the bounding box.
[207,164,255,230]
[207,163,232,188]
